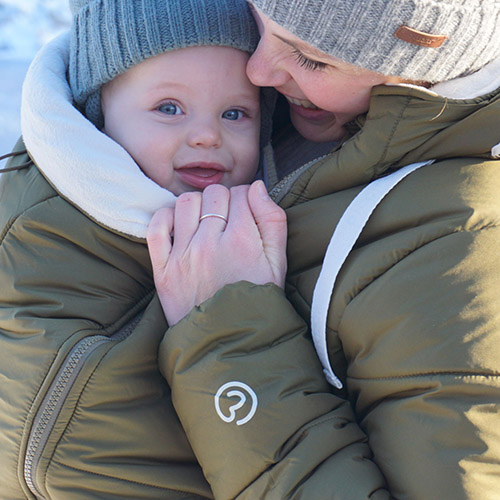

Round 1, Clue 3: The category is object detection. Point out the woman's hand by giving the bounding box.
[147,180,287,325]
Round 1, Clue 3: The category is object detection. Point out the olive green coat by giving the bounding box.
[159,84,500,499]
[2,78,500,500]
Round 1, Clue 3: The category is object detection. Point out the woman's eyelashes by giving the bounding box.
[292,49,326,71]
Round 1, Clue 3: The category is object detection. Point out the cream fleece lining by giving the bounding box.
[21,32,176,240]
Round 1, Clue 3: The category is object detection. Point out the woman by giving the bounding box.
[0,0,277,498]
[148,0,500,499]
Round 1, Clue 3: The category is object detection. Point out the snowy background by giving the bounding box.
[0,0,71,155]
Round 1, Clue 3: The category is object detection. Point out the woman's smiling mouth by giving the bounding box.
[285,95,319,109]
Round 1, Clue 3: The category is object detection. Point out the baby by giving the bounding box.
[0,0,275,498]
[72,0,264,197]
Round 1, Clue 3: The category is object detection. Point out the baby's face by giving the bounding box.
[101,46,261,195]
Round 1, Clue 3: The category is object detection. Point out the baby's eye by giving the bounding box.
[222,109,244,121]
[158,102,182,115]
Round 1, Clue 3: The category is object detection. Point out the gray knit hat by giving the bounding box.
[69,0,260,127]
[250,0,500,83]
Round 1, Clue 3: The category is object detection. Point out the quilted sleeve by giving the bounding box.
[159,281,390,500]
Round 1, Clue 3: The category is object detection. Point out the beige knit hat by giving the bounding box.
[250,0,500,83]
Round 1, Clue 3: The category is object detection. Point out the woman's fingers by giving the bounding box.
[199,184,230,232]
[248,180,288,286]
[147,183,288,325]
[225,184,255,231]
[147,207,175,277]
[172,191,202,251]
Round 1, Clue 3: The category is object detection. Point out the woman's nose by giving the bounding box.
[187,119,222,149]
[246,41,289,88]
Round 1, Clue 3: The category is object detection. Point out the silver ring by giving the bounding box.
[199,213,228,223]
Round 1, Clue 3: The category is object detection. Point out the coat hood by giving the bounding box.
[20,32,276,240]
[21,32,176,240]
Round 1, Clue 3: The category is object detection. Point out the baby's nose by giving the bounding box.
[187,119,222,149]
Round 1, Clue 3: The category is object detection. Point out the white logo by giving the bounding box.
[214,381,258,426]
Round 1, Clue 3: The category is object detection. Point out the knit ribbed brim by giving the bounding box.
[250,0,500,83]
[69,0,259,127]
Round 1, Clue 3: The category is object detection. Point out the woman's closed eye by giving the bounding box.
[292,49,326,71]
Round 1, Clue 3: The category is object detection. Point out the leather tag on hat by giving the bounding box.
[394,26,447,48]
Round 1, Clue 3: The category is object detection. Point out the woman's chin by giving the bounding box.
[290,111,345,143]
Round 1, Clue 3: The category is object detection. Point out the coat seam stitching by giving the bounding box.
[49,459,210,497]
[344,224,499,312]
[0,194,59,246]
[349,371,500,381]
[373,95,413,174]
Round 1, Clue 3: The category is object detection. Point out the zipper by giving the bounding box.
[24,314,142,499]
[268,126,357,205]
[269,153,331,204]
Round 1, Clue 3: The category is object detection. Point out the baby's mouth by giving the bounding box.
[182,166,221,177]
[176,162,226,189]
